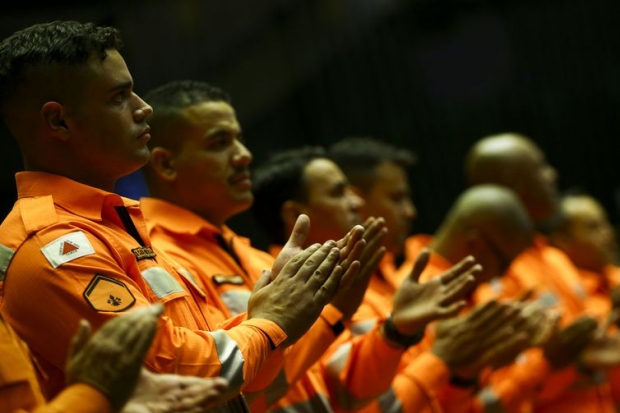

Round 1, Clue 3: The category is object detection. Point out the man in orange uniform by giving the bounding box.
[464,133,616,413]
[548,190,620,408]
[328,137,548,413]
[0,21,346,412]
[3,303,231,413]
[139,80,381,411]
[251,146,527,412]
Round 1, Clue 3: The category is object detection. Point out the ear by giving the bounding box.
[281,200,305,237]
[41,101,69,141]
[149,147,177,182]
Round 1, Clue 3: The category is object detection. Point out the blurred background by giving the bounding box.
[2,0,620,250]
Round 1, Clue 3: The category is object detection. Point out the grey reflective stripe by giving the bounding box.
[268,393,333,413]
[378,387,403,413]
[479,387,505,413]
[326,342,352,377]
[349,319,377,336]
[221,290,252,315]
[178,267,199,286]
[208,330,245,389]
[0,244,15,281]
[141,266,185,298]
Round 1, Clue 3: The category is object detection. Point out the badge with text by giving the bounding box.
[41,231,95,268]
[132,246,157,261]
[84,274,136,312]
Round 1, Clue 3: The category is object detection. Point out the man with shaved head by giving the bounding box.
[464,132,617,413]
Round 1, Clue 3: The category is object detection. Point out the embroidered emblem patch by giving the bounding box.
[41,231,95,268]
[132,246,157,261]
[84,274,136,312]
[212,274,245,286]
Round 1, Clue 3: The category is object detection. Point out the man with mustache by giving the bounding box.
[139,80,380,411]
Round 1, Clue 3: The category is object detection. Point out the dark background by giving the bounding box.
[2,0,620,251]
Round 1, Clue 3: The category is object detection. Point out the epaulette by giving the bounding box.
[20,195,59,234]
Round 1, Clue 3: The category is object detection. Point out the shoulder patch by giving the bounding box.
[41,231,95,268]
[84,274,136,312]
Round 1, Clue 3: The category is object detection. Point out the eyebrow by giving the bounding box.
[108,80,133,94]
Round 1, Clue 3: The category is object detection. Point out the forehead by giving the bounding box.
[82,49,131,91]
[182,100,238,130]
[372,161,409,191]
[562,196,606,221]
[303,158,346,190]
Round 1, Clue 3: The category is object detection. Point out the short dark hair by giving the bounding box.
[0,20,123,111]
[252,146,326,245]
[328,136,416,192]
[142,80,231,149]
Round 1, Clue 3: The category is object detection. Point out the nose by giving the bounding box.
[232,139,253,167]
[347,189,365,211]
[404,200,417,221]
[134,94,153,121]
[545,165,558,185]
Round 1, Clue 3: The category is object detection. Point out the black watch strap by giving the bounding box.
[383,314,425,348]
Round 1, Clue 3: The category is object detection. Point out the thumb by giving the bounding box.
[253,269,272,292]
[68,319,91,360]
[408,248,430,283]
[285,214,310,250]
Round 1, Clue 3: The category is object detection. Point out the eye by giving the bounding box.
[206,132,234,150]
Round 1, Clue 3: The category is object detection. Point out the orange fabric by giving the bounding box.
[0,172,285,406]
[444,234,613,413]
[141,197,345,411]
[0,313,113,413]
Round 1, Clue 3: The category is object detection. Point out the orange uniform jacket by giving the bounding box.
[141,197,345,411]
[0,313,113,413]
[0,173,287,411]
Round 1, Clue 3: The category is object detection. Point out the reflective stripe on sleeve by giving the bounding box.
[349,319,377,336]
[0,244,15,281]
[208,330,245,389]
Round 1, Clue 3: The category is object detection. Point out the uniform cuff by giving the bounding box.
[241,318,288,349]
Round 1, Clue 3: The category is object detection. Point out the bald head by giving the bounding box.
[432,184,535,283]
[464,133,558,225]
[549,192,619,272]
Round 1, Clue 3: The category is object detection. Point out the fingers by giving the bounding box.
[68,319,91,360]
[337,224,364,254]
[288,214,311,247]
[360,218,387,251]
[438,255,477,285]
[435,300,468,319]
[340,238,366,270]
[253,269,272,292]
[408,249,430,283]
[439,267,479,306]
[304,245,341,289]
[275,243,322,281]
[114,305,164,361]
